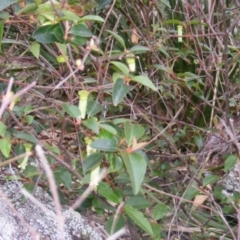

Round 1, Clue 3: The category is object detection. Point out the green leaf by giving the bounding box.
[98,0,113,9]
[82,117,99,134]
[98,182,122,203]
[0,138,11,157]
[44,143,60,155]
[183,186,199,200]
[25,115,34,124]
[60,9,80,23]
[17,3,37,14]
[151,223,162,238]
[111,61,129,76]
[83,152,103,174]
[13,132,38,144]
[106,30,126,49]
[72,36,86,45]
[23,165,39,178]
[99,124,117,135]
[0,11,10,20]
[125,197,151,209]
[0,121,6,137]
[159,0,171,8]
[131,75,157,91]
[80,15,104,22]
[0,20,4,53]
[30,42,40,59]
[224,155,238,172]
[130,45,150,54]
[153,203,168,220]
[54,166,72,190]
[87,100,103,117]
[91,139,118,152]
[120,150,146,195]
[112,78,130,106]
[62,104,81,119]
[124,122,145,146]
[193,135,203,150]
[106,215,125,234]
[203,175,219,187]
[163,19,183,25]
[0,0,18,12]
[124,205,153,236]
[47,23,64,43]
[69,24,92,37]
[33,25,57,44]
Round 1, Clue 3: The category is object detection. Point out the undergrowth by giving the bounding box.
[0,0,240,239]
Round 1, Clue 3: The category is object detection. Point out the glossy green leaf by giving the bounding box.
[106,30,126,49]
[124,122,145,146]
[124,205,153,236]
[87,100,103,117]
[111,61,129,76]
[0,138,11,158]
[130,45,150,54]
[33,25,57,44]
[72,36,86,45]
[92,198,116,212]
[47,23,64,43]
[30,42,40,59]
[153,203,168,220]
[91,139,118,152]
[0,0,18,12]
[83,152,103,174]
[125,197,151,209]
[80,15,104,22]
[112,72,124,83]
[224,155,238,172]
[60,9,80,23]
[120,150,146,195]
[13,132,38,144]
[99,124,117,135]
[82,117,99,134]
[0,121,6,137]
[69,24,92,37]
[62,104,81,119]
[131,75,157,91]
[203,175,219,187]
[109,154,123,173]
[98,182,122,203]
[54,166,72,190]
[112,78,130,106]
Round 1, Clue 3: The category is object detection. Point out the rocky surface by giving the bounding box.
[197,118,240,195]
[0,169,102,240]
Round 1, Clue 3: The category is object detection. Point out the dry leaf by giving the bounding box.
[193,194,208,208]
[131,27,139,44]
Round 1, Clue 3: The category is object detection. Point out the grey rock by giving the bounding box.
[218,162,240,195]
[0,174,102,240]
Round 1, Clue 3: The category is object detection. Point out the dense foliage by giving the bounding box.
[1,0,240,239]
